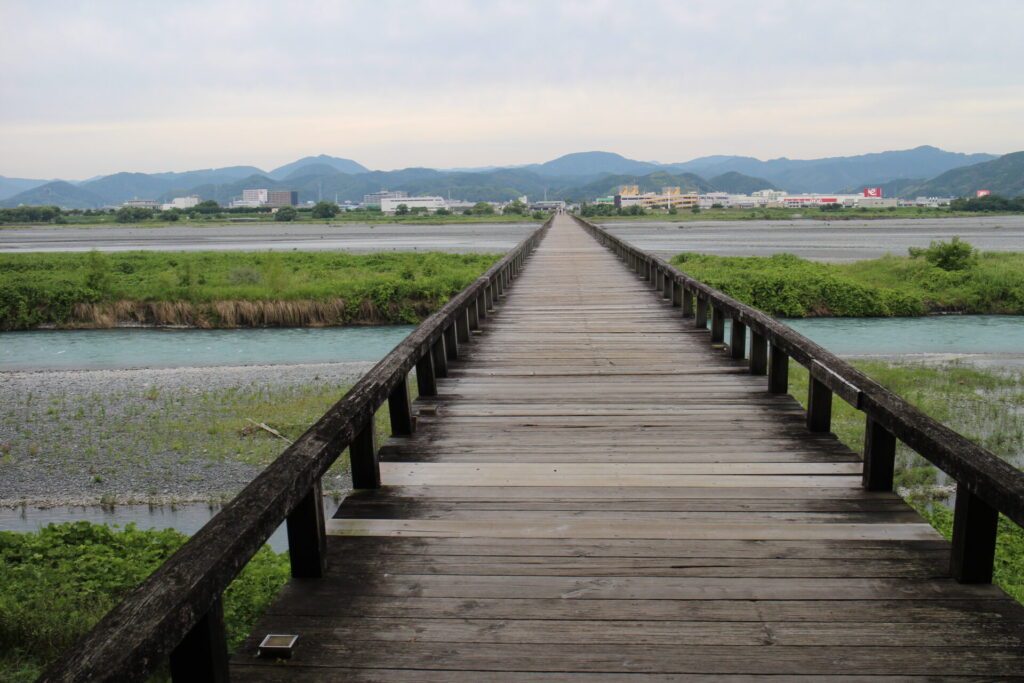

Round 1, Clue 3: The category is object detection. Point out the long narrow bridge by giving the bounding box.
[45,214,1024,681]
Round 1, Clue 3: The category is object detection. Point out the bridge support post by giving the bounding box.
[950,485,998,583]
[695,297,708,328]
[862,417,895,491]
[286,481,327,577]
[485,283,494,312]
[389,374,415,436]
[749,331,768,375]
[672,281,682,307]
[170,596,228,683]
[710,307,725,343]
[416,350,437,397]
[431,337,448,377]
[476,292,487,321]
[806,377,833,432]
[350,421,379,488]
[768,345,789,393]
[443,324,459,360]
[730,319,746,359]
[662,272,672,300]
[468,297,480,330]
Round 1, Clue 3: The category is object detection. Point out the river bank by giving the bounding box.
[0,361,374,507]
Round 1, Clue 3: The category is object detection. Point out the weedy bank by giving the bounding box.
[671,241,1024,316]
[0,250,499,330]
[787,359,1024,604]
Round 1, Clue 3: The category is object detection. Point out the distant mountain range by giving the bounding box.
[0,146,1013,209]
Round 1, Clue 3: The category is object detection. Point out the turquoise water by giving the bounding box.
[3,317,1019,372]
[0,325,416,370]
[783,315,1024,356]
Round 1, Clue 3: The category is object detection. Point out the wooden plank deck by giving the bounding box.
[232,214,1024,680]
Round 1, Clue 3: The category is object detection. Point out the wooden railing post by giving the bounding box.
[682,289,694,318]
[350,420,379,489]
[416,348,437,397]
[862,417,895,491]
[730,319,746,360]
[468,297,480,330]
[431,336,448,377]
[388,373,414,436]
[695,297,708,328]
[749,331,768,375]
[768,345,789,394]
[456,308,471,343]
[443,324,459,360]
[170,596,228,683]
[662,272,672,300]
[807,376,833,432]
[710,307,725,343]
[671,281,682,308]
[950,485,998,583]
[485,283,494,311]
[476,291,487,320]
[286,481,326,577]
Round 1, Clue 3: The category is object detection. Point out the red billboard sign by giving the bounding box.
[863,188,883,197]
[976,190,991,197]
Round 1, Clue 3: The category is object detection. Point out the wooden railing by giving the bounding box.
[39,219,551,683]
[574,214,1024,585]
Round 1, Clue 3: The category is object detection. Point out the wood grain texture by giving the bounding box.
[233,214,1024,680]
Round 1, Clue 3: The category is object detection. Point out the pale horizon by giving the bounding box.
[3,0,1023,179]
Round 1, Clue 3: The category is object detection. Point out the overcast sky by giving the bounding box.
[2,0,1023,179]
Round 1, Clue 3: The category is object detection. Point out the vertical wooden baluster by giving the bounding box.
[170,597,228,683]
[768,345,789,394]
[485,283,494,311]
[477,292,487,320]
[388,373,414,436]
[806,376,833,432]
[286,481,326,577]
[416,349,437,397]
[749,331,768,375]
[950,484,998,583]
[862,417,895,491]
[431,336,448,377]
[350,420,379,488]
[456,308,470,343]
[710,307,725,343]
[468,296,480,330]
[730,319,746,359]
[672,281,682,307]
[682,290,694,318]
[662,272,672,299]
[443,323,458,360]
[695,297,708,328]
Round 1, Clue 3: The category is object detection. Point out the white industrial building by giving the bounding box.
[380,196,447,213]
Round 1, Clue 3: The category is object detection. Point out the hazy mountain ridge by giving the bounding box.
[896,152,1024,198]
[1,146,1012,209]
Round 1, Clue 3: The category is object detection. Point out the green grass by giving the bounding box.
[0,521,290,681]
[0,250,499,329]
[670,251,1024,316]
[1,377,405,504]
[786,358,1024,603]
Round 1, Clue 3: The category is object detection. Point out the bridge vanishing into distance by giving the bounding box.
[44,214,1024,680]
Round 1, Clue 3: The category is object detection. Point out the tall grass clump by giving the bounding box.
[0,250,499,330]
[0,522,289,680]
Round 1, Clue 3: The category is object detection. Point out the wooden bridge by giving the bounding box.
[45,214,1024,681]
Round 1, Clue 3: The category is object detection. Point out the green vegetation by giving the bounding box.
[0,522,289,681]
[579,202,1024,223]
[1,378,400,503]
[0,250,499,330]
[785,359,1024,603]
[671,243,1024,316]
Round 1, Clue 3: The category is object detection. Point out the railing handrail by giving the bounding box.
[40,218,552,682]
[573,214,1024,531]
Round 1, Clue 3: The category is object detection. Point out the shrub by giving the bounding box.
[908,236,978,271]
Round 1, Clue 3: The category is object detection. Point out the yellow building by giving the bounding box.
[616,186,698,210]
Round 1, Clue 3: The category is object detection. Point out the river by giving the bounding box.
[2,316,1021,547]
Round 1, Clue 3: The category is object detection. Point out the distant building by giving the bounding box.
[122,198,160,209]
[615,186,698,210]
[160,195,201,211]
[242,189,269,204]
[266,190,298,207]
[380,196,446,213]
[363,189,407,207]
